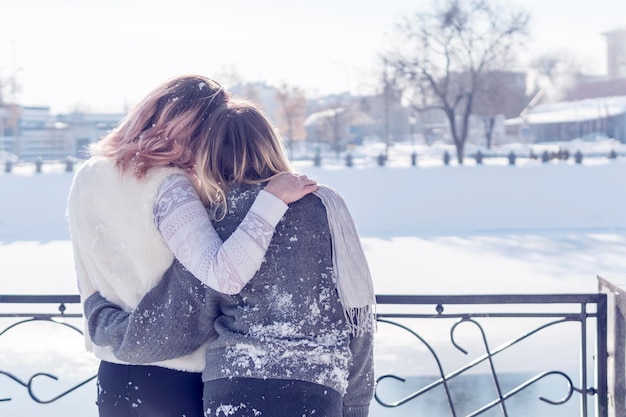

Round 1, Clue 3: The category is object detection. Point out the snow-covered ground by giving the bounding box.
[1,139,625,416]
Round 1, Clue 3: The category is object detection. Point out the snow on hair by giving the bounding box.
[90,74,228,178]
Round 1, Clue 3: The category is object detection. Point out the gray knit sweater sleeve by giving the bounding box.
[344,331,375,417]
[83,260,217,363]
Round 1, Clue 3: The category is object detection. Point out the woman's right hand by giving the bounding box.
[264,172,319,204]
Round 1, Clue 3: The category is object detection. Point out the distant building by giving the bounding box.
[507,95,626,143]
[556,28,626,101]
[504,28,626,144]
[472,70,532,147]
[57,112,122,159]
[303,106,375,151]
[563,76,626,101]
[0,105,123,162]
[229,81,280,125]
[604,27,626,79]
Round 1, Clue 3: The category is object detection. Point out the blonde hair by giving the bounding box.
[90,74,228,178]
[195,98,292,217]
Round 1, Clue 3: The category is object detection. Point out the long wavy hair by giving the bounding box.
[89,74,228,178]
[194,98,292,218]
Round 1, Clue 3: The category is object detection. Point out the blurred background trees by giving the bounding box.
[382,0,530,163]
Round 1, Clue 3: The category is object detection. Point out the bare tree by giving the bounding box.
[380,61,405,155]
[473,70,529,148]
[0,73,21,139]
[0,67,21,106]
[275,83,307,157]
[327,108,346,157]
[384,0,529,163]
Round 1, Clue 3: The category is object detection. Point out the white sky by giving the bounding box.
[1,0,625,114]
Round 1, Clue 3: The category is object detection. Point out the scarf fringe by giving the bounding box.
[344,305,378,337]
[315,185,377,336]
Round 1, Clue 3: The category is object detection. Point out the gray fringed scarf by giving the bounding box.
[314,185,377,336]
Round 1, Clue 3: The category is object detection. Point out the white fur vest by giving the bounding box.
[67,156,207,372]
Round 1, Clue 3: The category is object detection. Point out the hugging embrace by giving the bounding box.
[67,74,376,417]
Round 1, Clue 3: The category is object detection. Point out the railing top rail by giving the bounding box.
[0,294,606,305]
[0,294,80,304]
[376,293,606,305]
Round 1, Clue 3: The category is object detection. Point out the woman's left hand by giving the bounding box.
[264,172,319,204]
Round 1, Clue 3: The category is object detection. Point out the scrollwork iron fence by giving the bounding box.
[374,294,607,417]
[0,294,96,405]
[0,293,609,416]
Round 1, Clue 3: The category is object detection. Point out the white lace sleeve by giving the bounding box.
[154,174,288,295]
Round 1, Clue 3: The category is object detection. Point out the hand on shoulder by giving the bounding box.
[264,172,319,204]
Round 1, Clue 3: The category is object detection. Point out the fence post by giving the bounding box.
[598,276,625,417]
[35,157,43,173]
[508,151,516,165]
[575,150,583,164]
[65,156,74,172]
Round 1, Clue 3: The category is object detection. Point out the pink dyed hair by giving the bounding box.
[89,74,228,178]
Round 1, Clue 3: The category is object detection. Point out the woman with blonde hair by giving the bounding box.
[67,76,317,417]
[85,97,376,417]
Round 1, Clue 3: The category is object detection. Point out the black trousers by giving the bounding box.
[96,361,204,417]
[203,377,342,417]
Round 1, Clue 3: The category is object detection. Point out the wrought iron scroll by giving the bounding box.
[0,293,609,416]
[0,295,97,404]
[374,294,608,417]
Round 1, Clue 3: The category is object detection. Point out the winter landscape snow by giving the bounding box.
[1,139,626,416]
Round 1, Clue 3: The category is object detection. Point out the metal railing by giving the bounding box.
[0,294,95,405]
[0,293,609,417]
[598,276,626,417]
[373,293,607,417]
